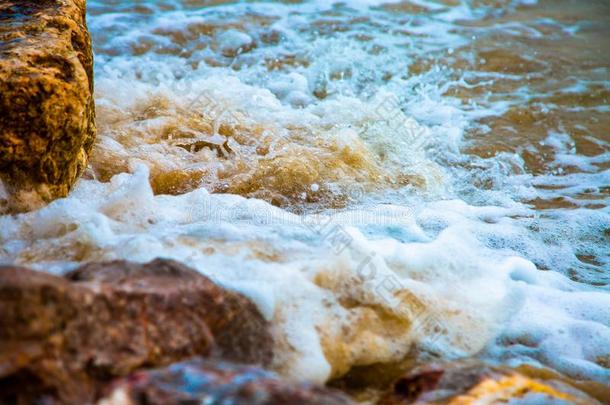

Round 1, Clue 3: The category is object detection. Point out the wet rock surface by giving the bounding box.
[0,0,95,212]
[100,358,354,405]
[0,259,271,404]
[378,360,607,405]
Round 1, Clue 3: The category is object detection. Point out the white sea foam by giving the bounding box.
[2,160,608,382]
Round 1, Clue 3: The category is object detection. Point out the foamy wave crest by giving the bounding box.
[2,164,608,382]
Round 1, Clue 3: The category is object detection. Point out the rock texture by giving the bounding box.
[0,0,96,212]
[378,360,606,405]
[100,358,354,405]
[0,259,271,404]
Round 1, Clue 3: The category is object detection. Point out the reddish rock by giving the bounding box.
[0,259,272,404]
[0,0,96,212]
[378,360,605,405]
[100,358,354,405]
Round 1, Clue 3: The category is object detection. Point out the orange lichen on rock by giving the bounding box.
[0,0,95,212]
[447,374,573,404]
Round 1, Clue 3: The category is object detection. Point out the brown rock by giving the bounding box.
[378,359,606,405]
[0,0,96,212]
[100,358,354,405]
[0,259,272,404]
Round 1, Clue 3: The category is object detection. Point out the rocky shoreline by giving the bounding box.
[1,259,606,404]
[0,259,273,403]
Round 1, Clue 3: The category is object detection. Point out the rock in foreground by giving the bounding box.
[0,0,95,212]
[0,259,271,404]
[101,358,354,405]
[378,360,606,405]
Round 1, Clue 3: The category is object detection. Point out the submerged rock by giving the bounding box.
[0,0,95,212]
[378,360,606,405]
[100,358,354,405]
[0,259,271,404]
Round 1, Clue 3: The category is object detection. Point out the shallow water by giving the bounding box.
[1,0,609,389]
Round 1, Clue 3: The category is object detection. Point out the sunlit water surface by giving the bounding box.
[1,0,609,393]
